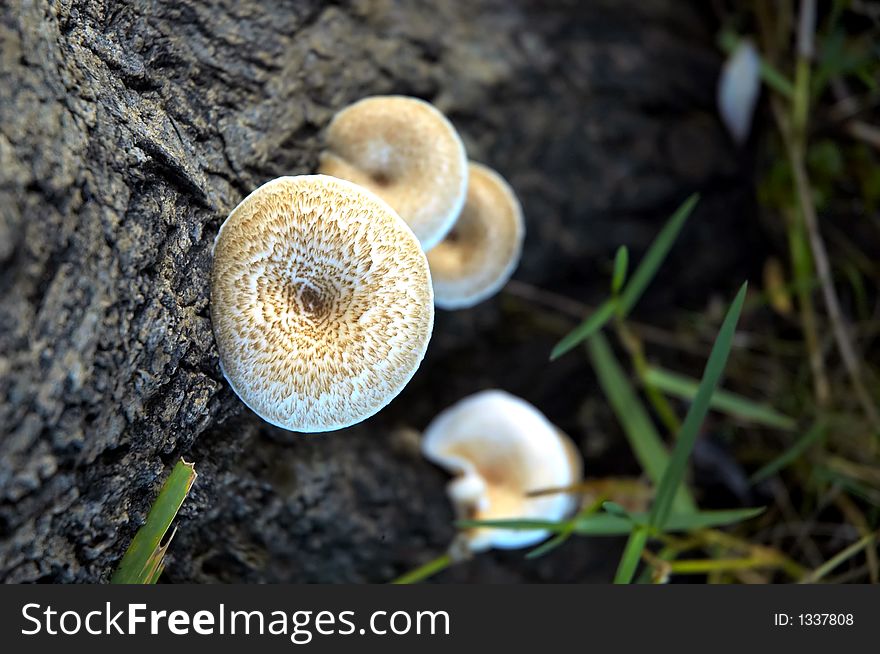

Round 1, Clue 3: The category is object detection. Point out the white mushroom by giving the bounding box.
[717,40,761,144]
[211,175,434,433]
[422,390,582,551]
[427,162,524,310]
[318,95,468,250]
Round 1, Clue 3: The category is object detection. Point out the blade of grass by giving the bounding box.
[391,553,453,585]
[550,194,698,360]
[611,246,629,295]
[698,528,806,580]
[644,366,796,430]
[458,518,578,532]
[524,523,576,560]
[617,194,699,317]
[659,507,764,531]
[749,420,827,484]
[586,332,695,513]
[458,507,765,536]
[111,459,197,584]
[649,283,747,530]
[834,493,879,583]
[143,527,175,584]
[667,557,785,574]
[525,496,607,559]
[614,527,649,584]
[799,532,877,583]
[602,501,633,519]
[526,477,652,501]
[550,299,617,360]
[814,467,880,507]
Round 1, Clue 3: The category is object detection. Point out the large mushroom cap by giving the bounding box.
[318,95,468,250]
[211,175,434,433]
[422,390,582,551]
[427,163,524,310]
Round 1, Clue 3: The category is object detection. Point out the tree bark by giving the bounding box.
[0,0,758,582]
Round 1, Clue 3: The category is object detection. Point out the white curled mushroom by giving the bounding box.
[427,162,524,310]
[422,390,582,551]
[318,95,468,250]
[211,175,434,433]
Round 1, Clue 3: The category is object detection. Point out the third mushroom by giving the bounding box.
[427,162,525,310]
[422,390,583,552]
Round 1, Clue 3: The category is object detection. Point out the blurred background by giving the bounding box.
[1,0,878,583]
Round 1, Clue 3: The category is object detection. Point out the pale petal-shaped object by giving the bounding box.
[717,41,761,144]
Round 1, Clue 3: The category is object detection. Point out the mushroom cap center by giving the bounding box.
[298,283,328,316]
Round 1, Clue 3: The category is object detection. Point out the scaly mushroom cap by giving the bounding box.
[422,390,582,551]
[427,163,524,310]
[211,175,434,433]
[318,95,468,250]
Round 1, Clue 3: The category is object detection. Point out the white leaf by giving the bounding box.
[717,41,761,144]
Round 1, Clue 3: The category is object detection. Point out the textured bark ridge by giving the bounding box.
[0,0,757,582]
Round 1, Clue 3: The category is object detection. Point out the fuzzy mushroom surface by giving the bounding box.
[318,95,468,250]
[422,390,582,551]
[211,175,434,433]
[427,163,524,310]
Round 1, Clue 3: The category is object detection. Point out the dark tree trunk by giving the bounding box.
[0,0,759,582]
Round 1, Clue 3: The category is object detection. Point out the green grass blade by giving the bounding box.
[602,501,634,520]
[457,518,575,532]
[111,459,197,584]
[650,283,748,530]
[580,507,764,533]
[660,507,765,531]
[586,332,695,513]
[550,299,618,361]
[524,526,575,560]
[459,508,764,536]
[614,527,649,584]
[391,553,453,585]
[617,194,699,317]
[525,496,606,559]
[550,194,698,360]
[749,421,827,484]
[611,246,629,295]
[644,366,796,431]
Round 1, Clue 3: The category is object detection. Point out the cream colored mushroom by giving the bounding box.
[211,175,434,433]
[422,390,582,551]
[318,95,468,250]
[427,163,524,310]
